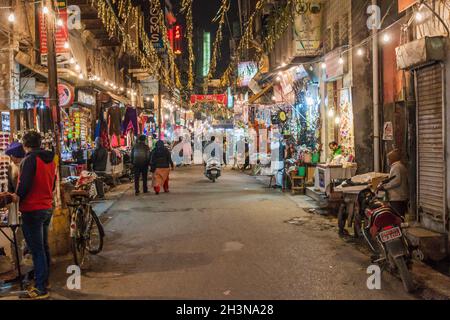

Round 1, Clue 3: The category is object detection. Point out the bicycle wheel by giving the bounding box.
[71,206,87,267]
[86,208,104,255]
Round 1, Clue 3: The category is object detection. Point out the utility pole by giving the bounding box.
[372,0,380,172]
[45,0,64,204]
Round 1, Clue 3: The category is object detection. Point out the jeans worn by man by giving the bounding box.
[134,166,149,194]
[21,210,53,293]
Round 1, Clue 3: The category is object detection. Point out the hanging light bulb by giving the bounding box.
[57,19,63,27]
[335,116,341,125]
[8,12,15,23]
[78,73,84,80]
[338,57,344,65]
[415,12,424,22]
[74,64,81,71]
[272,96,277,101]
[63,41,70,49]
[42,6,49,15]
[276,76,281,82]
[321,62,327,70]
[382,33,391,43]
[69,57,75,64]
[356,48,364,57]
[328,108,335,118]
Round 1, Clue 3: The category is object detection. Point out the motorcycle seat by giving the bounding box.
[70,190,90,198]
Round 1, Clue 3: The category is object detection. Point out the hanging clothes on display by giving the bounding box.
[122,106,138,136]
[107,104,122,137]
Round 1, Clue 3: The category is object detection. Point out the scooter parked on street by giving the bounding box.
[205,157,222,183]
[356,176,415,293]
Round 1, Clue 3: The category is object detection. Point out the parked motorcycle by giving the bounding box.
[356,176,415,293]
[205,157,222,182]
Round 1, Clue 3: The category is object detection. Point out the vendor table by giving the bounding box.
[0,223,23,290]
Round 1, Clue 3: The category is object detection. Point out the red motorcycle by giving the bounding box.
[356,176,415,293]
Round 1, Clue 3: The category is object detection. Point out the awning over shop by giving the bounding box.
[108,92,131,106]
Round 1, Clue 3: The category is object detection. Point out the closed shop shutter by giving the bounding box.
[416,63,446,224]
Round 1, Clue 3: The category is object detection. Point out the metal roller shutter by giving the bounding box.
[416,64,446,224]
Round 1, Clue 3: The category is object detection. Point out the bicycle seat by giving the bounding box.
[70,190,90,198]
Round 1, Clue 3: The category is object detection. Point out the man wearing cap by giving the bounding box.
[5,141,26,193]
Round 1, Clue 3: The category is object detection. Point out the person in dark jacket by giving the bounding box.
[150,140,174,194]
[91,137,108,172]
[11,131,56,300]
[131,135,151,195]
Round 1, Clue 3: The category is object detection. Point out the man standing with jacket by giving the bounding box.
[131,135,151,195]
[12,131,56,299]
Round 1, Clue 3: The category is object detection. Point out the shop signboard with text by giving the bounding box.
[39,0,70,65]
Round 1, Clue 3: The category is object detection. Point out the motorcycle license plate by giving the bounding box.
[379,227,402,243]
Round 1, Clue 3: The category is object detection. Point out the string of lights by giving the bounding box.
[207,0,230,82]
[181,0,195,91]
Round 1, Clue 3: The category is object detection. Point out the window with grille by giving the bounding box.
[333,21,340,49]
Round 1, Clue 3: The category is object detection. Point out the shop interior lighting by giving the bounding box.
[74,64,81,71]
[338,57,344,65]
[276,76,281,82]
[281,62,287,67]
[69,57,75,64]
[78,73,84,79]
[327,108,335,118]
[8,12,15,23]
[57,19,63,27]
[272,96,276,101]
[64,42,70,49]
[382,33,391,43]
[321,62,327,70]
[356,48,364,56]
[42,6,49,14]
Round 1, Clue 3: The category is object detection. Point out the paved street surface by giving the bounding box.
[50,166,414,300]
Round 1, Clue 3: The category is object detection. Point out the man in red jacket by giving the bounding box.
[12,131,56,299]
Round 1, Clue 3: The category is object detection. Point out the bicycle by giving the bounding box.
[68,172,105,268]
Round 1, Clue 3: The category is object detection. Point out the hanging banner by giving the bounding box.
[237,62,258,87]
[190,94,227,105]
[293,1,323,57]
[39,0,70,65]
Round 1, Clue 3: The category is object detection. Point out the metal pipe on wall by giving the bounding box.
[372,0,380,172]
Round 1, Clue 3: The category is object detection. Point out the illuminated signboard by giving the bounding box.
[203,32,211,77]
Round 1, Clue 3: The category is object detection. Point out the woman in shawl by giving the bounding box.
[150,140,174,194]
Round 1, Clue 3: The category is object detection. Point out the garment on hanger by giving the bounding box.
[107,106,122,136]
[122,106,138,135]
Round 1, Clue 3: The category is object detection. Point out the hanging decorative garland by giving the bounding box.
[181,0,195,91]
[207,0,230,82]
[93,0,175,89]
[220,0,269,87]
[220,0,297,87]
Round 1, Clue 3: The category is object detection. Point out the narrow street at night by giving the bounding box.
[49,166,413,300]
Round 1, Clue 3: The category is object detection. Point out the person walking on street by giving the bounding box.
[12,131,56,300]
[131,135,151,195]
[150,140,174,195]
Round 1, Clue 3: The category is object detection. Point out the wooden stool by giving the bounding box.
[290,172,306,195]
